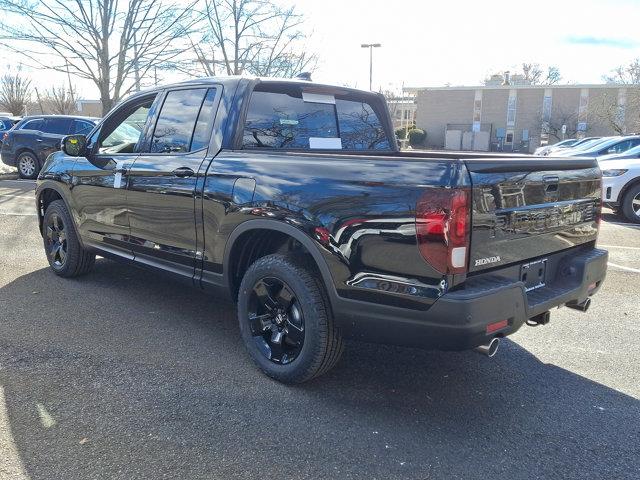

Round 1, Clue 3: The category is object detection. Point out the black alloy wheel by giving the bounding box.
[248,277,305,364]
[237,254,344,383]
[45,212,67,267]
[42,199,95,277]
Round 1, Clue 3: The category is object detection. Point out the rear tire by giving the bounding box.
[17,151,39,179]
[621,184,640,224]
[237,254,344,383]
[43,200,95,277]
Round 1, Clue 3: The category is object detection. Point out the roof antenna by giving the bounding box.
[295,72,312,81]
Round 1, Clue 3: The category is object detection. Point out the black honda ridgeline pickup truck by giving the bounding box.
[35,77,608,383]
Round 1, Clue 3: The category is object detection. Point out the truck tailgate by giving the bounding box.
[465,157,601,273]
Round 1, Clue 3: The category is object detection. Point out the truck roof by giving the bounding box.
[18,114,100,122]
[129,76,383,100]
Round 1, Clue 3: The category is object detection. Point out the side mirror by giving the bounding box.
[61,134,87,157]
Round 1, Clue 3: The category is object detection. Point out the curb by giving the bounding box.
[0,172,18,180]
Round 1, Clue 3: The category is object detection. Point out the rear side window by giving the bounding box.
[44,117,73,135]
[336,99,390,150]
[71,119,95,135]
[190,88,218,151]
[242,84,391,151]
[151,88,207,153]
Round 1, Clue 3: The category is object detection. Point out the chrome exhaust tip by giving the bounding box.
[567,298,591,313]
[474,338,500,358]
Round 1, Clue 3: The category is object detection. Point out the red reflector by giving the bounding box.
[314,227,331,245]
[416,188,470,275]
[588,282,597,292]
[486,319,509,334]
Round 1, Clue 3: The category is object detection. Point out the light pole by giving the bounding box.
[361,43,381,91]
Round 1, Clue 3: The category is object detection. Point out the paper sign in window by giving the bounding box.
[302,92,336,104]
[309,137,342,149]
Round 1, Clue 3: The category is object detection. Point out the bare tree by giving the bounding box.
[0,73,32,115]
[43,84,78,115]
[0,0,199,115]
[485,64,562,86]
[603,58,640,84]
[539,104,587,142]
[521,63,562,85]
[602,59,640,133]
[189,0,317,78]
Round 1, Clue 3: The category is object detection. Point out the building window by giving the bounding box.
[506,96,517,126]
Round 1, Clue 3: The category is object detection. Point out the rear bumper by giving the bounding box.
[334,248,608,350]
[1,149,16,166]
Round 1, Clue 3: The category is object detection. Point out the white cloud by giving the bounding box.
[291,0,640,90]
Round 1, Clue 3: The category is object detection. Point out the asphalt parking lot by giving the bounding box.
[0,179,638,480]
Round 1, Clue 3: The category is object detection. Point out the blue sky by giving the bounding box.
[1,0,639,99]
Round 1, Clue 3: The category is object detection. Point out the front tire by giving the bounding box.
[621,184,640,224]
[237,254,344,383]
[43,200,95,277]
[17,151,39,179]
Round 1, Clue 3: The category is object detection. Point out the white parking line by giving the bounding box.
[0,193,34,200]
[608,262,640,273]
[0,212,37,216]
[0,179,35,186]
[603,221,640,229]
[599,244,640,250]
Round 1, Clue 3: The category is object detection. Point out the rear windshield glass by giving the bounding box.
[242,84,391,151]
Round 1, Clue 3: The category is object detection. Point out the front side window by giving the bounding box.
[44,117,73,135]
[20,119,44,131]
[151,88,207,153]
[98,98,154,154]
[242,84,391,151]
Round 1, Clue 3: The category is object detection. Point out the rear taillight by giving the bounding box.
[416,188,470,275]
[2,133,7,143]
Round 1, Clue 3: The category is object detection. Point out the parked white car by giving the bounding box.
[599,146,640,223]
[533,138,577,156]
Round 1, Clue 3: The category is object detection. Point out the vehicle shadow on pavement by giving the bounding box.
[602,210,639,228]
[0,259,638,479]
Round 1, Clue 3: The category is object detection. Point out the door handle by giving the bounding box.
[36,139,43,142]
[173,167,195,178]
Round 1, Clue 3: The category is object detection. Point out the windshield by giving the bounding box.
[572,137,600,147]
[604,143,640,157]
[580,137,620,153]
[554,139,577,147]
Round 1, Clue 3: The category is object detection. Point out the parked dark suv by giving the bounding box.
[1,115,98,178]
